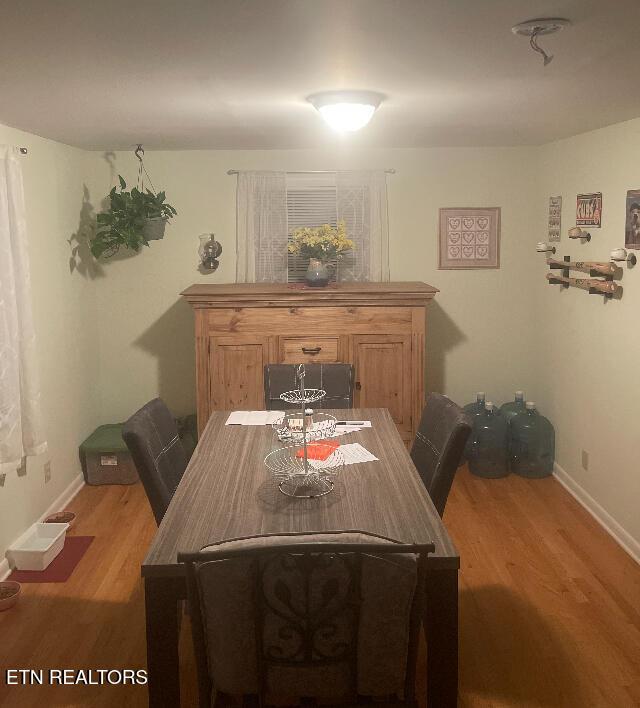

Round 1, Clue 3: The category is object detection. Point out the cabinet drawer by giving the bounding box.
[279,336,340,364]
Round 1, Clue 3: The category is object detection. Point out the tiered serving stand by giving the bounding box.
[265,364,344,498]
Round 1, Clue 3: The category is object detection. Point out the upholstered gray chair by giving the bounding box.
[122,398,189,525]
[410,393,472,517]
[264,363,355,410]
[178,531,432,707]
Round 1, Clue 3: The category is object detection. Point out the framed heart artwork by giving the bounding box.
[438,207,501,269]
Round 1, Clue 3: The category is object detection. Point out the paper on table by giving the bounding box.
[307,442,378,469]
[225,411,284,426]
[330,426,362,437]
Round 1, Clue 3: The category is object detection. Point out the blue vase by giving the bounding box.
[305,258,330,287]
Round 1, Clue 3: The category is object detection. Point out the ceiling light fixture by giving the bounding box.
[307,91,384,132]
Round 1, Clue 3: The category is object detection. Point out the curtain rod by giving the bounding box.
[227,168,395,175]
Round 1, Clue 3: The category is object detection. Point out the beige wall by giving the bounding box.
[0,124,101,557]
[86,146,540,423]
[534,118,640,549]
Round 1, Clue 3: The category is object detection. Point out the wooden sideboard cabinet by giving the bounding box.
[181,282,438,444]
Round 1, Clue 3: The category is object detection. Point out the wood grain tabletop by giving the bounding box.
[142,408,459,577]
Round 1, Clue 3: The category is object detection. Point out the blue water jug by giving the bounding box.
[500,391,526,466]
[469,402,509,478]
[511,402,555,478]
[462,392,486,461]
[500,390,526,425]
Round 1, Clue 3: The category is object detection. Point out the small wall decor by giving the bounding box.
[568,226,591,242]
[548,196,562,241]
[546,253,623,299]
[576,193,602,228]
[439,207,500,269]
[624,190,640,250]
[546,256,618,276]
[546,272,620,296]
[611,247,637,267]
[198,233,222,273]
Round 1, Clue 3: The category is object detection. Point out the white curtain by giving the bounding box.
[0,146,47,474]
[235,169,390,283]
[337,170,390,282]
[235,171,287,282]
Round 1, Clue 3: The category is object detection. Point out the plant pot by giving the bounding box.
[0,581,21,612]
[305,258,330,287]
[143,217,167,241]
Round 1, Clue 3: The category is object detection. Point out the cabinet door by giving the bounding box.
[351,334,412,437]
[209,335,273,411]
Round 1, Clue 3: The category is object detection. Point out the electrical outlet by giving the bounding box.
[44,460,51,484]
[581,450,589,471]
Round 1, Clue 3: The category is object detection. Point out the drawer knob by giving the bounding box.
[355,381,362,390]
[301,346,322,355]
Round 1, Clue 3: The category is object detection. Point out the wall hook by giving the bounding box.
[568,226,591,242]
[611,247,637,267]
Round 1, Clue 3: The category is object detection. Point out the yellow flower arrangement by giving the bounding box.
[288,221,355,262]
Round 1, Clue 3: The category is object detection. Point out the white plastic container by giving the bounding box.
[6,523,69,571]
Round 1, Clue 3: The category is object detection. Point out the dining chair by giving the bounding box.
[264,363,355,410]
[178,531,433,708]
[410,393,472,517]
[122,398,189,525]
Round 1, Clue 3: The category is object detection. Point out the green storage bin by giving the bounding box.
[80,424,138,486]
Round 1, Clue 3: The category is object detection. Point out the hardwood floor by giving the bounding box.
[1,467,639,707]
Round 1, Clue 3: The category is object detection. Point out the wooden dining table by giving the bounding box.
[142,408,460,707]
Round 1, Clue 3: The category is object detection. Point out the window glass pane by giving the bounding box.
[286,174,338,282]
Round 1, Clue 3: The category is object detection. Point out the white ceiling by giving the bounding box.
[1,0,640,150]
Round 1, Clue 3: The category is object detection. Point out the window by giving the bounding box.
[235,170,389,284]
[286,173,341,283]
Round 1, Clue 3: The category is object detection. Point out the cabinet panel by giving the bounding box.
[352,334,412,434]
[209,336,272,411]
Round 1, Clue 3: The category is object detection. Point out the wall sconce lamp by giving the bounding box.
[536,241,556,254]
[568,226,591,242]
[198,234,222,272]
[611,247,637,267]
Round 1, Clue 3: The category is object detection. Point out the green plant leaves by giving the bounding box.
[89,174,177,259]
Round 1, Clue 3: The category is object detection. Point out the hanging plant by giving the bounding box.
[90,147,177,259]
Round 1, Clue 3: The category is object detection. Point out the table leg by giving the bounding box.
[425,567,458,708]
[145,576,184,708]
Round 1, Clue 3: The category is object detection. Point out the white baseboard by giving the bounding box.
[553,462,640,565]
[0,473,85,581]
